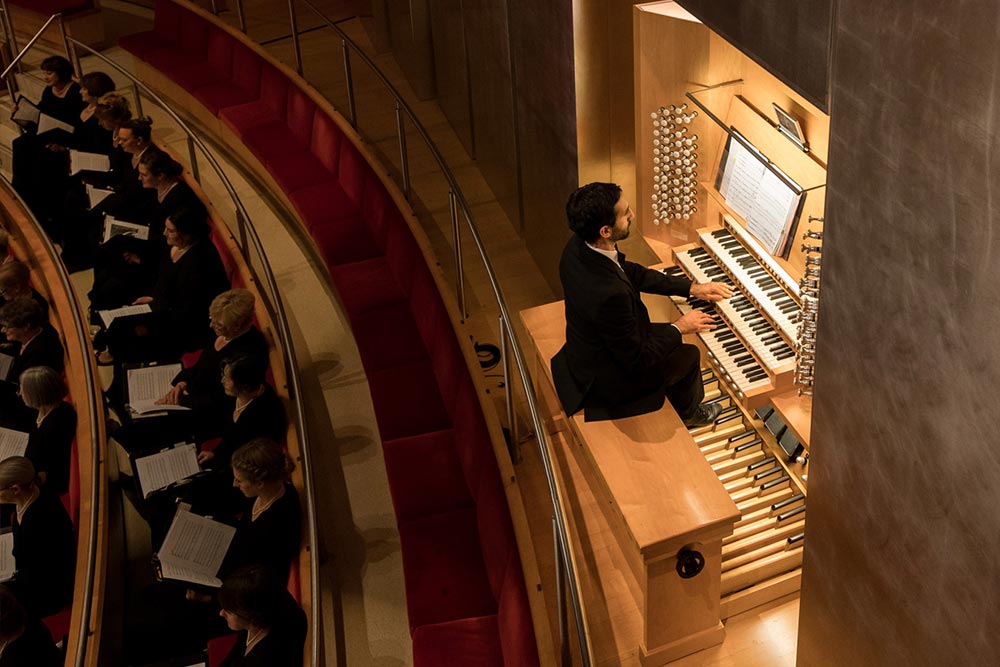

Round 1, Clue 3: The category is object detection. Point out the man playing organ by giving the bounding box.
[551,182,732,426]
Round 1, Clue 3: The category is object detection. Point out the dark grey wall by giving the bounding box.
[797,1,1000,664]
[675,0,832,111]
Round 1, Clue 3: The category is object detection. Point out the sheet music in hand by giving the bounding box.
[126,363,190,417]
[0,532,13,583]
[102,215,150,243]
[0,426,29,461]
[0,352,13,381]
[98,303,152,329]
[10,95,40,127]
[156,509,235,588]
[69,149,111,175]
[135,443,201,498]
[86,183,113,209]
[36,113,75,137]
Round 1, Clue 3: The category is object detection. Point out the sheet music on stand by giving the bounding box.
[69,149,111,175]
[0,531,13,583]
[135,443,202,498]
[0,352,13,381]
[126,363,190,418]
[716,129,805,257]
[0,426,29,460]
[102,215,150,242]
[10,95,40,128]
[156,508,235,588]
[87,183,113,209]
[98,303,152,329]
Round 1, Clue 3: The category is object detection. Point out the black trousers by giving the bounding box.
[660,342,704,420]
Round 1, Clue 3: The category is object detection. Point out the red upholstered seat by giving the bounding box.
[42,607,72,645]
[309,214,381,267]
[382,429,473,522]
[412,615,503,667]
[497,553,540,667]
[329,257,407,316]
[398,507,496,630]
[350,302,428,372]
[207,633,239,667]
[309,110,344,176]
[219,65,289,137]
[119,31,175,60]
[168,29,234,90]
[287,557,301,603]
[191,44,262,114]
[367,360,451,441]
[290,181,360,232]
[475,465,516,597]
[266,152,336,193]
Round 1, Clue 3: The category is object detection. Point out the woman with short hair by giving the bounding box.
[216,565,306,667]
[11,56,86,223]
[0,457,75,618]
[20,366,77,497]
[0,586,62,667]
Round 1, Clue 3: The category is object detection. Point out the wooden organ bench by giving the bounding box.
[522,289,807,665]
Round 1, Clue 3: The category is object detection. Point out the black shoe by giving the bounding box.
[683,402,723,428]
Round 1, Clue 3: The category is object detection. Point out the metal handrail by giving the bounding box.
[61,37,322,667]
[282,1,590,662]
[0,177,104,667]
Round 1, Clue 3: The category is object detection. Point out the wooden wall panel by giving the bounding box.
[675,0,831,111]
[428,0,473,153]
[508,0,579,293]
[387,0,437,99]
[797,1,1000,664]
[463,0,520,227]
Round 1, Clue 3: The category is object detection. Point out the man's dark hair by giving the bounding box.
[566,182,622,243]
[0,297,45,330]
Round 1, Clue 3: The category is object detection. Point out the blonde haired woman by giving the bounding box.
[0,457,75,618]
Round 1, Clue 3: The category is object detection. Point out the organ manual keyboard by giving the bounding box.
[668,215,802,409]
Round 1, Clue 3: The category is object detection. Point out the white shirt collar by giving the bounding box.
[586,242,622,269]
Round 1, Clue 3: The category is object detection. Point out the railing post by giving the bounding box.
[235,207,248,253]
[554,518,569,665]
[341,39,357,127]
[287,0,303,75]
[209,0,219,13]
[235,0,247,32]
[500,314,520,462]
[448,191,467,320]
[395,102,410,200]
[132,82,144,118]
[0,0,21,74]
[56,15,80,80]
[186,135,200,182]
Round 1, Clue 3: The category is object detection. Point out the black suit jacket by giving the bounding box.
[552,234,691,421]
[6,324,64,383]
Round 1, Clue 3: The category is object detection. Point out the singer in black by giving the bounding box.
[551,182,732,425]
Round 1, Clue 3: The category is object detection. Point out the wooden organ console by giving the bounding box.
[519,3,827,664]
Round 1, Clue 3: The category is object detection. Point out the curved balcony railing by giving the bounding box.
[0,176,107,667]
[0,18,321,667]
[216,0,592,662]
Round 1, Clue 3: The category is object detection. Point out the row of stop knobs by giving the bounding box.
[651,104,698,222]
